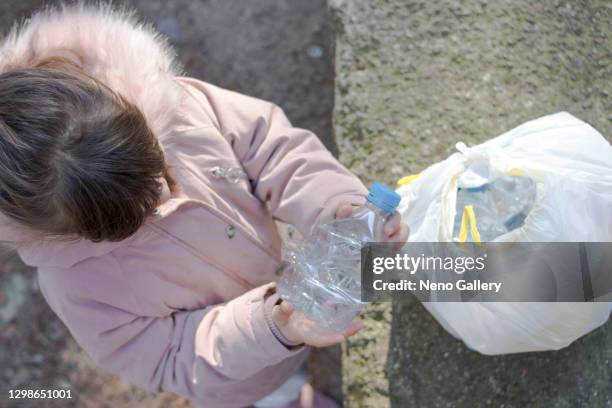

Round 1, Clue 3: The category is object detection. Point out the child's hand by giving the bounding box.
[335,201,409,245]
[271,200,408,347]
[272,301,363,347]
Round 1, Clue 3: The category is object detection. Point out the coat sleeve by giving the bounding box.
[37,257,306,407]
[179,78,368,236]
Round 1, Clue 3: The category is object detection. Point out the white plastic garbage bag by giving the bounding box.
[396,112,612,355]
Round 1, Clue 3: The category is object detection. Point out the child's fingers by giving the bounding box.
[334,202,354,219]
[342,319,364,338]
[387,224,409,249]
[279,300,294,315]
[384,212,401,236]
[310,336,344,348]
[295,316,364,347]
[389,224,409,242]
[312,319,363,347]
[272,300,294,327]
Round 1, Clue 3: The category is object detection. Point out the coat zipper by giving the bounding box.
[147,221,256,290]
[148,197,282,289]
[192,198,282,262]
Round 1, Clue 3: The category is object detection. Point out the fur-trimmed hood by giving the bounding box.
[0,2,184,142]
[0,3,186,258]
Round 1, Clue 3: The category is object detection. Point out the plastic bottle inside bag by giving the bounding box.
[278,182,401,331]
[453,175,537,242]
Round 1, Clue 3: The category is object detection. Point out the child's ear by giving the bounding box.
[157,176,171,206]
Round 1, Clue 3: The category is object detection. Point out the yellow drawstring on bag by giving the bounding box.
[397,173,421,187]
[458,205,482,244]
[398,172,482,243]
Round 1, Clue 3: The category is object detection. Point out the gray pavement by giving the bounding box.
[330,0,612,406]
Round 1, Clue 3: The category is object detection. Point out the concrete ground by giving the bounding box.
[0,1,339,407]
[330,0,611,407]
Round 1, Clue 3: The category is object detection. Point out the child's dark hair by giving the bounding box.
[0,57,175,242]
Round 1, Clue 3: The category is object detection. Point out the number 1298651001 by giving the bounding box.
[8,389,72,399]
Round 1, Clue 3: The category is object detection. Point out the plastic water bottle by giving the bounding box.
[453,175,537,242]
[278,182,401,331]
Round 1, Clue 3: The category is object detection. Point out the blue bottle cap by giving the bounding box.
[367,182,401,213]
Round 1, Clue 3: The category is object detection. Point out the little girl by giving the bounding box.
[0,5,407,407]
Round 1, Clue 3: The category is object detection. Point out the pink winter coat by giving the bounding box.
[0,5,366,407]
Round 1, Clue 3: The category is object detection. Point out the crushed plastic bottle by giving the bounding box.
[453,175,537,242]
[278,182,401,331]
